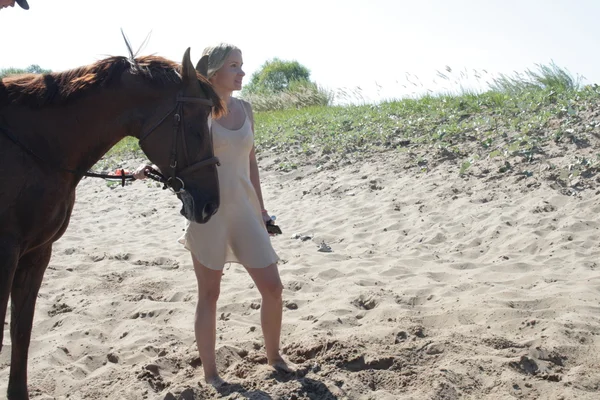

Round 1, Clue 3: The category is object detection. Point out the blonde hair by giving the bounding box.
[196,43,240,80]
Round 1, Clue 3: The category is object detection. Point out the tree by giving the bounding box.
[240,58,331,111]
[0,64,51,79]
[243,58,311,94]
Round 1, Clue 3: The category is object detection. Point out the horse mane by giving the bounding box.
[0,55,224,116]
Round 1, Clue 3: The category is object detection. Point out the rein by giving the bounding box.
[0,94,219,191]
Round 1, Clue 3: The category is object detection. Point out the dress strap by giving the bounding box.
[239,99,250,120]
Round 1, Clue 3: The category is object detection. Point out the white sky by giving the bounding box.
[1,0,598,103]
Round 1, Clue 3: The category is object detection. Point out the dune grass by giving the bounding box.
[104,64,600,185]
[240,80,333,112]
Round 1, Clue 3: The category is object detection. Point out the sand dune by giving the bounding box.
[2,151,600,399]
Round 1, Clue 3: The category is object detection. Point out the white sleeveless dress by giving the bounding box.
[179,100,279,270]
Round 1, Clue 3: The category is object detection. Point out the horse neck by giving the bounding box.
[5,87,166,179]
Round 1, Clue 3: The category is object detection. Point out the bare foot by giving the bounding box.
[205,375,227,389]
[269,357,297,373]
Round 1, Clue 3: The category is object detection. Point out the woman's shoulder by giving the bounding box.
[236,98,253,115]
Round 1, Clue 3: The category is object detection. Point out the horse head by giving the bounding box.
[135,48,224,223]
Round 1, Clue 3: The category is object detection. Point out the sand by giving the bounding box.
[2,150,600,400]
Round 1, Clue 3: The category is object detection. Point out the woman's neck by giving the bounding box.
[214,87,234,108]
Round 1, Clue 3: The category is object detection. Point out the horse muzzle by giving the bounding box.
[177,188,219,223]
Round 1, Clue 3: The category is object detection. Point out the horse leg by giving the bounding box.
[7,245,52,400]
[0,237,20,354]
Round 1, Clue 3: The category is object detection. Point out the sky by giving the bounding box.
[1,0,598,103]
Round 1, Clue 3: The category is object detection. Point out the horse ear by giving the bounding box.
[196,55,209,78]
[181,48,197,87]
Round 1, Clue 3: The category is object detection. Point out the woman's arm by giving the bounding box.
[249,145,266,211]
[243,100,270,222]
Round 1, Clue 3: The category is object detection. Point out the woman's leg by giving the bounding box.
[192,255,224,385]
[244,263,293,371]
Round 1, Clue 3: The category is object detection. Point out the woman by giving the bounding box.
[135,43,292,387]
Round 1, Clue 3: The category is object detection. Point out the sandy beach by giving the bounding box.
[2,149,600,400]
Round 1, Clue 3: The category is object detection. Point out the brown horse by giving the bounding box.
[0,48,224,399]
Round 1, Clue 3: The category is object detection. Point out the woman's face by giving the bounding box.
[211,49,245,92]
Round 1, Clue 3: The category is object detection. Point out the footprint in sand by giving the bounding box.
[352,294,378,310]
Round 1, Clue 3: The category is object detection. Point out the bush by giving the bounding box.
[241,58,332,110]
[0,64,51,79]
[241,80,332,111]
[243,58,311,94]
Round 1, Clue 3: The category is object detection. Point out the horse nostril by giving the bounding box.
[204,202,218,217]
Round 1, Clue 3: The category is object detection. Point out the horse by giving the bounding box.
[0,48,225,399]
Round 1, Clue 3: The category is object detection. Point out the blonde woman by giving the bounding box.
[135,43,293,387]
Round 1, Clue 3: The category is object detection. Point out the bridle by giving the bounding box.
[0,93,220,193]
[137,93,220,193]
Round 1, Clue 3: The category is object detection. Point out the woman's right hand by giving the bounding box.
[133,164,152,180]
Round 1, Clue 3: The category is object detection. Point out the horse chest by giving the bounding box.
[14,182,76,249]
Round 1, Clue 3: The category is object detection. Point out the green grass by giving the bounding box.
[103,63,600,185]
[99,137,144,168]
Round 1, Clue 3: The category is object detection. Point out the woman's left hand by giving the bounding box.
[262,210,272,224]
[262,210,275,236]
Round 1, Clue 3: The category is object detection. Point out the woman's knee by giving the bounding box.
[260,276,283,300]
[192,256,222,304]
[246,263,283,299]
[271,281,284,300]
[198,285,220,304]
